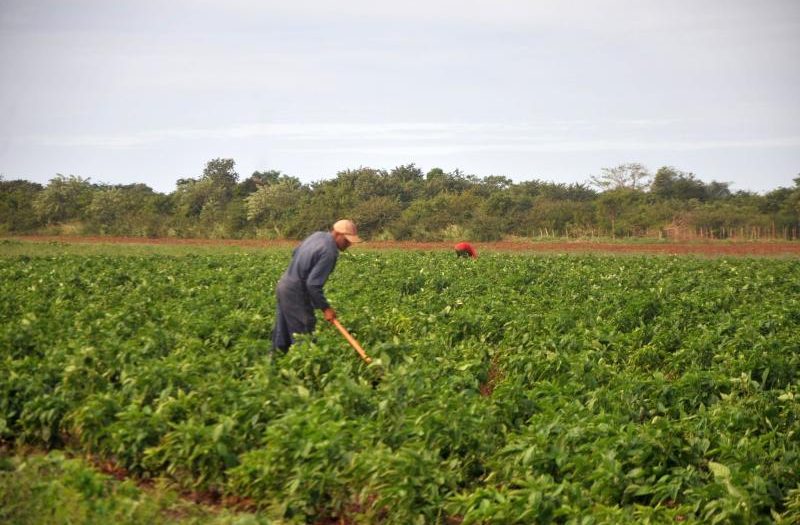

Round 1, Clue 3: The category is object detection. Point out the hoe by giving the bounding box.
[331,318,372,364]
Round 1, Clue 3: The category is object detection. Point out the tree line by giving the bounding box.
[2,159,799,241]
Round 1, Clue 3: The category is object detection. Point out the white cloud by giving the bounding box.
[2,1,797,194]
[30,122,800,156]
[276,137,800,156]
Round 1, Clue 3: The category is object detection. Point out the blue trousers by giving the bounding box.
[271,278,316,352]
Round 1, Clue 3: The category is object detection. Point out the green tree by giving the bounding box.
[481,189,535,236]
[391,193,479,240]
[288,167,410,236]
[762,176,800,238]
[220,198,249,239]
[86,188,133,234]
[351,196,404,239]
[594,188,644,236]
[177,158,239,214]
[423,168,472,197]
[650,167,706,201]
[203,158,239,190]
[542,182,597,201]
[688,201,767,236]
[302,168,387,224]
[471,175,513,198]
[84,184,163,236]
[704,180,732,201]
[790,176,800,216]
[238,170,283,196]
[590,163,651,191]
[526,197,595,237]
[384,164,424,204]
[174,177,209,218]
[761,187,793,214]
[245,176,307,238]
[466,209,506,241]
[33,175,93,225]
[0,177,43,233]
[173,159,242,236]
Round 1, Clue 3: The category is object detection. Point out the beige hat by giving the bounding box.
[332,219,362,243]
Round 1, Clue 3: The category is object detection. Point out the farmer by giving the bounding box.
[454,241,477,259]
[271,219,362,353]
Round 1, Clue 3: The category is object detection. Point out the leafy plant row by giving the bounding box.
[1,251,798,523]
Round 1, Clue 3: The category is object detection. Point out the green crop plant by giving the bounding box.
[1,251,798,523]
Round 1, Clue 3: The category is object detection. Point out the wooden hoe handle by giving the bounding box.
[331,319,372,364]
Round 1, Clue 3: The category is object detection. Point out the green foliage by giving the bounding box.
[32,174,93,225]
[84,183,167,236]
[0,450,267,524]
[391,193,481,240]
[172,159,244,237]
[351,196,404,238]
[651,167,710,201]
[245,176,307,238]
[1,251,798,523]
[0,178,43,233]
[5,160,800,240]
[590,163,652,191]
[525,196,595,236]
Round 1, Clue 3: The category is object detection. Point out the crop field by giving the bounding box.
[1,244,799,523]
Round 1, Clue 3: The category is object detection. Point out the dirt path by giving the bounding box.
[8,235,800,256]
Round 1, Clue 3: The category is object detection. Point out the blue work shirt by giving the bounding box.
[280,231,339,310]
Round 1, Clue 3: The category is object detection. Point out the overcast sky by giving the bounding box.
[1,0,798,194]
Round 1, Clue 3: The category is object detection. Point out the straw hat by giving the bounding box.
[332,219,362,243]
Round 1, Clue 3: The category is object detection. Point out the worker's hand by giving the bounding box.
[323,307,337,322]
